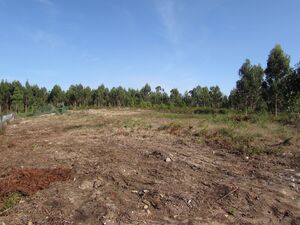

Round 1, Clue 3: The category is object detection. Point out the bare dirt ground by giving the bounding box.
[0,109,299,225]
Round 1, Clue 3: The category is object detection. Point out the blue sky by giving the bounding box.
[0,0,299,95]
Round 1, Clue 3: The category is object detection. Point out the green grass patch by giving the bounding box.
[0,192,23,213]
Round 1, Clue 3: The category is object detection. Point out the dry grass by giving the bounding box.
[0,109,299,224]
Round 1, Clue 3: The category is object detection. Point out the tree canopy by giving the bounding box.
[0,45,299,115]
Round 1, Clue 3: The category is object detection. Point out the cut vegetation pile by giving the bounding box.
[0,168,72,212]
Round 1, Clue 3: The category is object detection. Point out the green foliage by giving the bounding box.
[189,86,211,107]
[232,59,264,114]
[264,44,291,116]
[209,86,223,108]
[0,192,23,212]
[11,82,24,113]
[194,107,228,115]
[276,113,300,128]
[49,85,65,107]
[0,44,298,116]
[227,207,237,216]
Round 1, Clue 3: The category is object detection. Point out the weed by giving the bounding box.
[217,127,234,138]
[193,129,208,137]
[32,143,39,150]
[0,192,23,213]
[227,207,237,216]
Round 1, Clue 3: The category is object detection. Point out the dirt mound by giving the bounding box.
[0,168,72,200]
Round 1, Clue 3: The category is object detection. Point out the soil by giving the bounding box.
[0,109,299,225]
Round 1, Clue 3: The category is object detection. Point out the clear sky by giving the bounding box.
[0,0,299,95]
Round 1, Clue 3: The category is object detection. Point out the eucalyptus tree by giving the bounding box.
[235,59,264,115]
[264,45,291,116]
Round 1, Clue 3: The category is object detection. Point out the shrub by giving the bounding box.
[194,107,229,115]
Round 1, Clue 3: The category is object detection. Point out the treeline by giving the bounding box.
[0,44,299,115]
[0,81,227,113]
[229,45,300,116]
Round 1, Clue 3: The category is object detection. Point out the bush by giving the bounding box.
[139,101,152,108]
[194,107,229,115]
[276,113,300,128]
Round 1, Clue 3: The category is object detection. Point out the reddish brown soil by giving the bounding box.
[0,110,299,225]
[0,168,72,201]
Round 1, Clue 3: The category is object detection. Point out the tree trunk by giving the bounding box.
[275,94,278,117]
[245,98,248,116]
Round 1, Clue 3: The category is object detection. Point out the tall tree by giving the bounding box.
[23,81,34,113]
[209,86,223,108]
[66,84,84,109]
[11,82,24,113]
[49,85,65,107]
[190,86,211,107]
[93,85,109,107]
[170,88,183,106]
[140,83,151,102]
[235,59,264,115]
[283,62,300,111]
[264,45,291,116]
[228,88,240,110]
[0,80,11,113]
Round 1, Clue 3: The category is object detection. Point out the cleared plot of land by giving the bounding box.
[0,109,299,225]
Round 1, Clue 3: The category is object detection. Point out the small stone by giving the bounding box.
[295,173,300,178]
[187,199,192,204]
[93,178,103,188]
[144,204,149,210]
[131,190,139,194]
[28,222,33,225]
[79,180,93,190]
[143,189,149,193]
[146,209,151,214]
[289,183,296,188]
[165,157,171,162]
[142,199,151,206]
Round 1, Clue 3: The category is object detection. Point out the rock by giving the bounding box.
[289,183,296,189]
[143,189,149,193]
[142,199,151,206]
[165,157,171,162]
[295,173,300,178]
[79,180,93,190]
[131,190,139,194]
[93,178,104,188]
[291,176,295,182]
[28,222,33,225]
[144,204,149,210]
